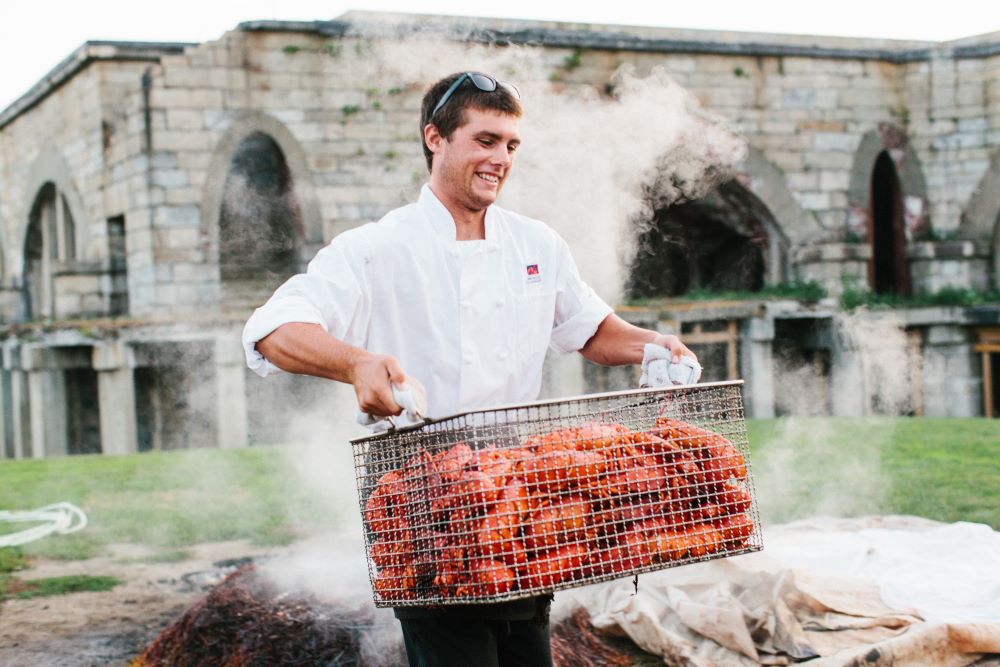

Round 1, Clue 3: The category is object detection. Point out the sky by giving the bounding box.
[1,0,997,112]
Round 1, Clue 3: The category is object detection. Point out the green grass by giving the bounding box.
[747,418,1000,529]
[626,281,827,306]
[1,574,121,600]
[0,546,28,574]
[0,445,349,561]
[1,420,998,569]
[840,286,1000,310]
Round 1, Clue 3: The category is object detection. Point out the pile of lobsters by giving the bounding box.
[364,417,755,603]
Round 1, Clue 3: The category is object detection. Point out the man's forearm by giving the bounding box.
[255,322,369,383]
[579,314,658,366]
[580,314,694,367]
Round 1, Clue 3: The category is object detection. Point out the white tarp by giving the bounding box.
[558,516,1000,666]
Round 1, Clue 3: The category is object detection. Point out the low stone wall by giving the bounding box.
[907,241,992,294]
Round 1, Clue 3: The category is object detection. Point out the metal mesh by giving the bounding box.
[351,381,762,607]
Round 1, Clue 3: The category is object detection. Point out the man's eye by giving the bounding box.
[508,144,519,153]
[478,139,493,146]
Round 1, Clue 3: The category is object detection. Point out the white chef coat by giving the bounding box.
[242,185,613,418]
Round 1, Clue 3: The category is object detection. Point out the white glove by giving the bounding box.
[356,378,428,430]
[640,343,702,388]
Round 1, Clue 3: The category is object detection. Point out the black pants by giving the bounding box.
[399,616,553,667]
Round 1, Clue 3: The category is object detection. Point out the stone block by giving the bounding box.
[154,205,200,228]
[925,324,969,346]
[203,108,231,129]
[250,72,301,90]
[271,109,306,124]
[786,172,820,190]
[149,88,224,109]
[165,187,201,205]
[177,151,213,170]
[151,168,190,188]
[172,263,216,282]
[812,132,858,152]
[288,123,324,142]
[166,109,205,131]
[795,191,832,210]
[707,87,757,108]
[154,130,220,152]
[164,67,232,89]
[819,170,849,191]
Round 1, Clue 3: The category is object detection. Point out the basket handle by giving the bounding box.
[356,381,428,432]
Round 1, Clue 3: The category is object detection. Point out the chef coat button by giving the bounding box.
[498,351,508,361]
[464,355,473,364]
[462,301,471,310]
[495,300,503,308]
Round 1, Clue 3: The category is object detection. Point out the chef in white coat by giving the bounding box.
[243,70,697,667]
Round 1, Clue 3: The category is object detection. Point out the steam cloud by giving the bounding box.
[234,27,918,641]
[332,34,747,303]
[248,32,747,624]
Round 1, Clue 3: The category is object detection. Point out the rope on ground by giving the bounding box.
[0,502,88,548]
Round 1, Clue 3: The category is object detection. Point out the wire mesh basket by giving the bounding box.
[351,380,762,607]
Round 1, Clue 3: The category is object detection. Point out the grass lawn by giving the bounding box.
[0,445,352,562]
[0,418,998,565]
[746,417,1000,529]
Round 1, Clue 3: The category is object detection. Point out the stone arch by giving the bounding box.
[959,149,1000,286]
[848,125,929,239]
[15,146,89,278]
[628,178,788,297]
[629,146,810,297]
[738,145,821,252]
[200,111,323,277]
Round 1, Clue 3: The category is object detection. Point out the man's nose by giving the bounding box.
[491,144,511,167]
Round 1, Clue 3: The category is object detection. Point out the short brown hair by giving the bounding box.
[420,72,523,172]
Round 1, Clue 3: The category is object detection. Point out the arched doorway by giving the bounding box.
[869,150,909,296]
[22,182,76,320]
[218,132,303,298]
[628,180,777,298]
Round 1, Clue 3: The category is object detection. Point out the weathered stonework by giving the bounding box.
[0,11,998,457]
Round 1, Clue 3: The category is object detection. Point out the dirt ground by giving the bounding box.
[0,540,285,667]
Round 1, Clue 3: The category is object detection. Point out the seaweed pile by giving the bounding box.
[134,564,641,667]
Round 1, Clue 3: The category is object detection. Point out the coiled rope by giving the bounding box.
[0,502,88,548]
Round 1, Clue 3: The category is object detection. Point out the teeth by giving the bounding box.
[478,173,499,183]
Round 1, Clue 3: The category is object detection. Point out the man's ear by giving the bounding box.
[423,123,443,155]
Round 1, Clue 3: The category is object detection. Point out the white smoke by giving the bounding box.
[329,34,746,303]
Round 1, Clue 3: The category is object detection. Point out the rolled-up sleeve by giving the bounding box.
[242,229,371,376]
[549,236,613,354]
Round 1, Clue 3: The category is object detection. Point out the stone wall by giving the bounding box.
[1,17,998,322]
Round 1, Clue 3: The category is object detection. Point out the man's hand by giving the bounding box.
[650,333,698,365]
[350,352,409,418]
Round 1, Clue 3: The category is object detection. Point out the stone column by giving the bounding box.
[215,334,248,449]
[740,317,776,418]
[93,341,139,455]
[830,318,866,417]
[922,325,979,417]
[0,369,8,459]
[22,345,68,458]
[4,342,29,459]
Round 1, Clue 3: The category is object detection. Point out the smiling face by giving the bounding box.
[425,107,522,214]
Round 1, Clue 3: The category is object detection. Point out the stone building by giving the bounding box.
[1,11,998,458]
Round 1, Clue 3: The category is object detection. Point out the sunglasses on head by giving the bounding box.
[430,72,521,119]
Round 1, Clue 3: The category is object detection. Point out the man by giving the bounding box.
[243,71,696,667]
